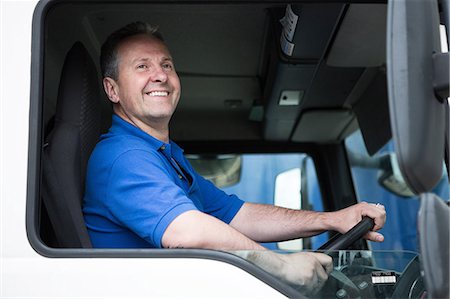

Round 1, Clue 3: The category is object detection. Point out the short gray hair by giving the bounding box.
[100,21,164,80]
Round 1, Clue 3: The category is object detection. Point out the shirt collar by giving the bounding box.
[109,114,184,157]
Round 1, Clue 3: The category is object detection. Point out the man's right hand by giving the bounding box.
[278,252,333,295]
[234,250,333,296]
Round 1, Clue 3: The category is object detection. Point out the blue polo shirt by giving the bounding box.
[83,115,244,248]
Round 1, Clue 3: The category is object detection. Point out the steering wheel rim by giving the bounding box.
[318,216,375,255]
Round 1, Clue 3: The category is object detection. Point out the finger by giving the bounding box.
[314,259,329,285]
[303,257,328,295]
[370,202,385,208]
[324,258,334,274]
[364,231,384,242]
[362,203,386,231]
[373,210,387,231]
[311,253,333,274]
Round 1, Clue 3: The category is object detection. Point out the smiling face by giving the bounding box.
[103,34,181,139]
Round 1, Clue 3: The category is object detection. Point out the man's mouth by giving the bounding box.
[145,91,169,97]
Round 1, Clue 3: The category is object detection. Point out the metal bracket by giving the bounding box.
[433,52,449,102]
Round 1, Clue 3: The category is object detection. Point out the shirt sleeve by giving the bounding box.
[194,173,245,224]
[106,149,198,248]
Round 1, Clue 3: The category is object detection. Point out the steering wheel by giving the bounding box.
[313,217,376,298]
[317,216,375,254]
[314,217,425,299]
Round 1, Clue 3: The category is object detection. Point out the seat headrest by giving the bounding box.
[56,42,100,126]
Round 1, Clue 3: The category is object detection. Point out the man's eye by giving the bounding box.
[137,64,147,69]
[162,63,173,70]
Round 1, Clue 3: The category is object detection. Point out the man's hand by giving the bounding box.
[279,252,333,295]
[234,251,332,296]
[329,202,386,242]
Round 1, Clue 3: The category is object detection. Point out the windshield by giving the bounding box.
[317,250,422,299]
[236,249,422,299]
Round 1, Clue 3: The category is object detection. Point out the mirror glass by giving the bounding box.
[186,154,242,188]
[347,150,415,197]
[274,168,303,251]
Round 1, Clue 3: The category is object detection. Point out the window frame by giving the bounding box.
[26,1,366,297]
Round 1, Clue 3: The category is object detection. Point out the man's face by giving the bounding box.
[104,34,181,128]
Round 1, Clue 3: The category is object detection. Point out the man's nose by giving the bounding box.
[150,66,168,83]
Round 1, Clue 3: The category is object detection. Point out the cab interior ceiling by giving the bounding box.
[44,2,392,154]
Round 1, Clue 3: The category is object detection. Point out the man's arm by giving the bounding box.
[161,210,333,295]
[229,202,386,243]
[161,210,266,250]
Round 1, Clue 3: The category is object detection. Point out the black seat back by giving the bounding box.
[41,42,101,248]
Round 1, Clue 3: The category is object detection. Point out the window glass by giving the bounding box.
[235,249,421,298]
[345,130,449,252]
[191,153,327,250]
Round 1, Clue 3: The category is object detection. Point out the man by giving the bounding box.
[83,21,386,293]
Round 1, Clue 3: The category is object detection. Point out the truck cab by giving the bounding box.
[1,0,449,298]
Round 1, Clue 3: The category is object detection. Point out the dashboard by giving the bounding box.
[314,250,425,299]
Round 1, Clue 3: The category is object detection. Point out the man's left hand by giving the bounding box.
[330,202,386,242]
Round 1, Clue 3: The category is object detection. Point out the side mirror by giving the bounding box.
[347,150,415,197]
[418,193,450,298]
[387,0,448,194]
[186,154,242,188]
[274,167,303,251]
[274,157,321,250]
[377,153,415,197]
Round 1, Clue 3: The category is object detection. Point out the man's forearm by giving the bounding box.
[229,202,330,243]
[229,202,386,243]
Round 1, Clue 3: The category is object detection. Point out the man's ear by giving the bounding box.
[103,77,120,104]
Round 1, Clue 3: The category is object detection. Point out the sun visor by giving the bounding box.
[327,4,387,67]
[352,70,391,155]
[386,0,446,194]
[291,109,356,143]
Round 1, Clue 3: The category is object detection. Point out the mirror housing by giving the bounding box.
[387,0,447,193]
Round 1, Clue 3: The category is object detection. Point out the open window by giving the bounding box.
[26,0,449,297]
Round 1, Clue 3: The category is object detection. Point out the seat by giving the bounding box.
[41,42,101,248]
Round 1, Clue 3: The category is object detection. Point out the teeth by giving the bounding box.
[147,91,169,97]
